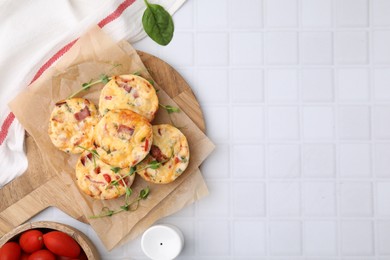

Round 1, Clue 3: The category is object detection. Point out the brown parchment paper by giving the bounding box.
[9,26,214,250]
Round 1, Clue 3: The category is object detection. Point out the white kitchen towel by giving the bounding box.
[0,0,186,188]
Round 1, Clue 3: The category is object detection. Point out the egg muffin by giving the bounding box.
[48,98,99,154]
[99,75,158,121]
[93,109,153,168]
[75,149,135,200]
[137,124,190,184]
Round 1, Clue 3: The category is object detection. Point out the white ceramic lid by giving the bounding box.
[141,224,184,260]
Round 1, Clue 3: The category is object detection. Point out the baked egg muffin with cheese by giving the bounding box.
[48,98,99,154]
[93,109,153,168]
[75,149,135,200]
[99,74,158,121]
[137,124,190,184]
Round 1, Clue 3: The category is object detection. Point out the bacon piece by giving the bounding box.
[94,167,101,174]
[124,85,132,93]
[105,96,112,100]
[86,175,105,185]
[74,107,90,121]
[118,125,134,136]
[73,139,82,146]
[174,157,180,164]
[150,145,168,163]
[118,81,132,93]
[51,117,63,123]
[80,156,86,166]
[86,153,93,161]
[144,170,151,179]
[55,100,67,106]
[133,90,139,99]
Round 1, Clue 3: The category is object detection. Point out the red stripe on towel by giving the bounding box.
[0,0,137,145]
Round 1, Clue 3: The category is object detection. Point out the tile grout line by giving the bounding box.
[297,0,305,256]
[330,0,342,257]
[296,0,306,257]
[261,0,272,257]
[192,0,200,258]
[177,64,390,70]
[226,0,235,257]
[189,0,198,256]
[189,27,390,33]
[262,0,271,256]
[368,0,378,257]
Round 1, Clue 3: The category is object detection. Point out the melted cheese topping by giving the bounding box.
[137,124,190,184]
[75,150,135,200]
[99,75,159,121]
[48,98,99,153]
[93,109,153,168]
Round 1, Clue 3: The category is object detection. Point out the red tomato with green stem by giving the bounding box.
[0,242,21,260]
[43,231,80,258]
[19,229,44,253]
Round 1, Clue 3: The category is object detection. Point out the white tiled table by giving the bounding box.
[31,0,390,258]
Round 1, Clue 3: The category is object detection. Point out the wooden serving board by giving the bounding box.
[0,51,205,236]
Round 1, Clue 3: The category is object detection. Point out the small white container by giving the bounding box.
[141,224,184,260]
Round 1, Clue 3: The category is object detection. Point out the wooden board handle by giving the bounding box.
[0,176,84,235]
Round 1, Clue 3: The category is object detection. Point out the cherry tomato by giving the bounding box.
[0,242,21,260]
[20,252,31,260]
[28,250,55,260]
[19,229,44,253]
[78,250,88,260]
[55,256,79,260]
[103,174,111,183]
[43,231,80,258]
[56,251,87,260]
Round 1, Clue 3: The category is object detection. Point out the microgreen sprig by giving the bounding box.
[67,74,112,99]
[88,186,150,219]
[106,160,162,189]
[109,167,132,205]
[159,104,180,114]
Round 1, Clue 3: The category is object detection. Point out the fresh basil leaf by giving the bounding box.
[142,0,174,46]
